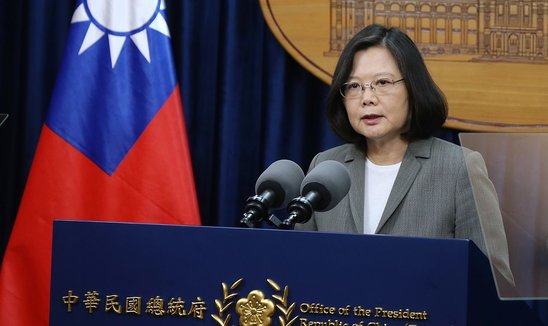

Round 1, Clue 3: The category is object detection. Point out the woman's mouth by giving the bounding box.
[361,114,383,124]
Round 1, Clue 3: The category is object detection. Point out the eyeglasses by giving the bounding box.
[339,78,405,98]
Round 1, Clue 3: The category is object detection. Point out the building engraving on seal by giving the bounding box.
[326,0,548,63]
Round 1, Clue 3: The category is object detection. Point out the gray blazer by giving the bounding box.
[296,137,513,284]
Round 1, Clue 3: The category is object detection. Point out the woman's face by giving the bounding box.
[343,46,409,146]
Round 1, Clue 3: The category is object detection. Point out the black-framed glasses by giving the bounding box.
[340,78,405,98]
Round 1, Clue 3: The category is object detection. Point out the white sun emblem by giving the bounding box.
[71,0,170,68]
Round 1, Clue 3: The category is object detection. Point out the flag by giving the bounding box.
[0,1,201,324]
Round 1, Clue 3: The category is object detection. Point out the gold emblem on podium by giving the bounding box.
[211,278,299,326]
[236,290,275,326]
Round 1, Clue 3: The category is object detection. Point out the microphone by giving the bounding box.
[240,159,304,228]
[281,160,351,229]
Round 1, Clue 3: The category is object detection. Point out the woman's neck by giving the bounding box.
[366,138,409,165]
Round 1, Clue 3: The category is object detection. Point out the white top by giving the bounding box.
[364,159,401,234]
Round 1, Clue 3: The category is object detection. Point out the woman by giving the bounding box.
[296,24,513,284]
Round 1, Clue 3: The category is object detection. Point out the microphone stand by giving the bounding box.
[280,191,320,229]
[240,194,283,228]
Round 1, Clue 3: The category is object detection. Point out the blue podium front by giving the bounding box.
[50,220,540,325]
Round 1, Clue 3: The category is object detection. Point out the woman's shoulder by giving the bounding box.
[313,143,359,162]
[407,137,471,171]
[418,137,466,158]
[429,137,482,160]
[416,137,487,172]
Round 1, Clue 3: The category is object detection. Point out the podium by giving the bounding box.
[50,220,542,325]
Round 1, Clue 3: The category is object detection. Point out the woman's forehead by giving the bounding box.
[349,47,400,78]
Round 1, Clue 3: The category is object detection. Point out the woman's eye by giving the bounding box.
[375,79,392,87]
[347,82,361,89]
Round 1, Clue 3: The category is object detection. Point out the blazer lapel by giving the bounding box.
[375,138,432,233]
[345,145,366,233]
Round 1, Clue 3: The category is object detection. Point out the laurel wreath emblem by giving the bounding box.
[211,278,244,326]
[211,278,299,326]
[267,279,299,326]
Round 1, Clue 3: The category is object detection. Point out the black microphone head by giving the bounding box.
[255,159,305,209]
[300,160,351,211]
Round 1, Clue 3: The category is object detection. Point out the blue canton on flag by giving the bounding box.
[46,0,176,175]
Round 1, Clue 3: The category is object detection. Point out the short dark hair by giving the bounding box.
[326,24,447,148]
